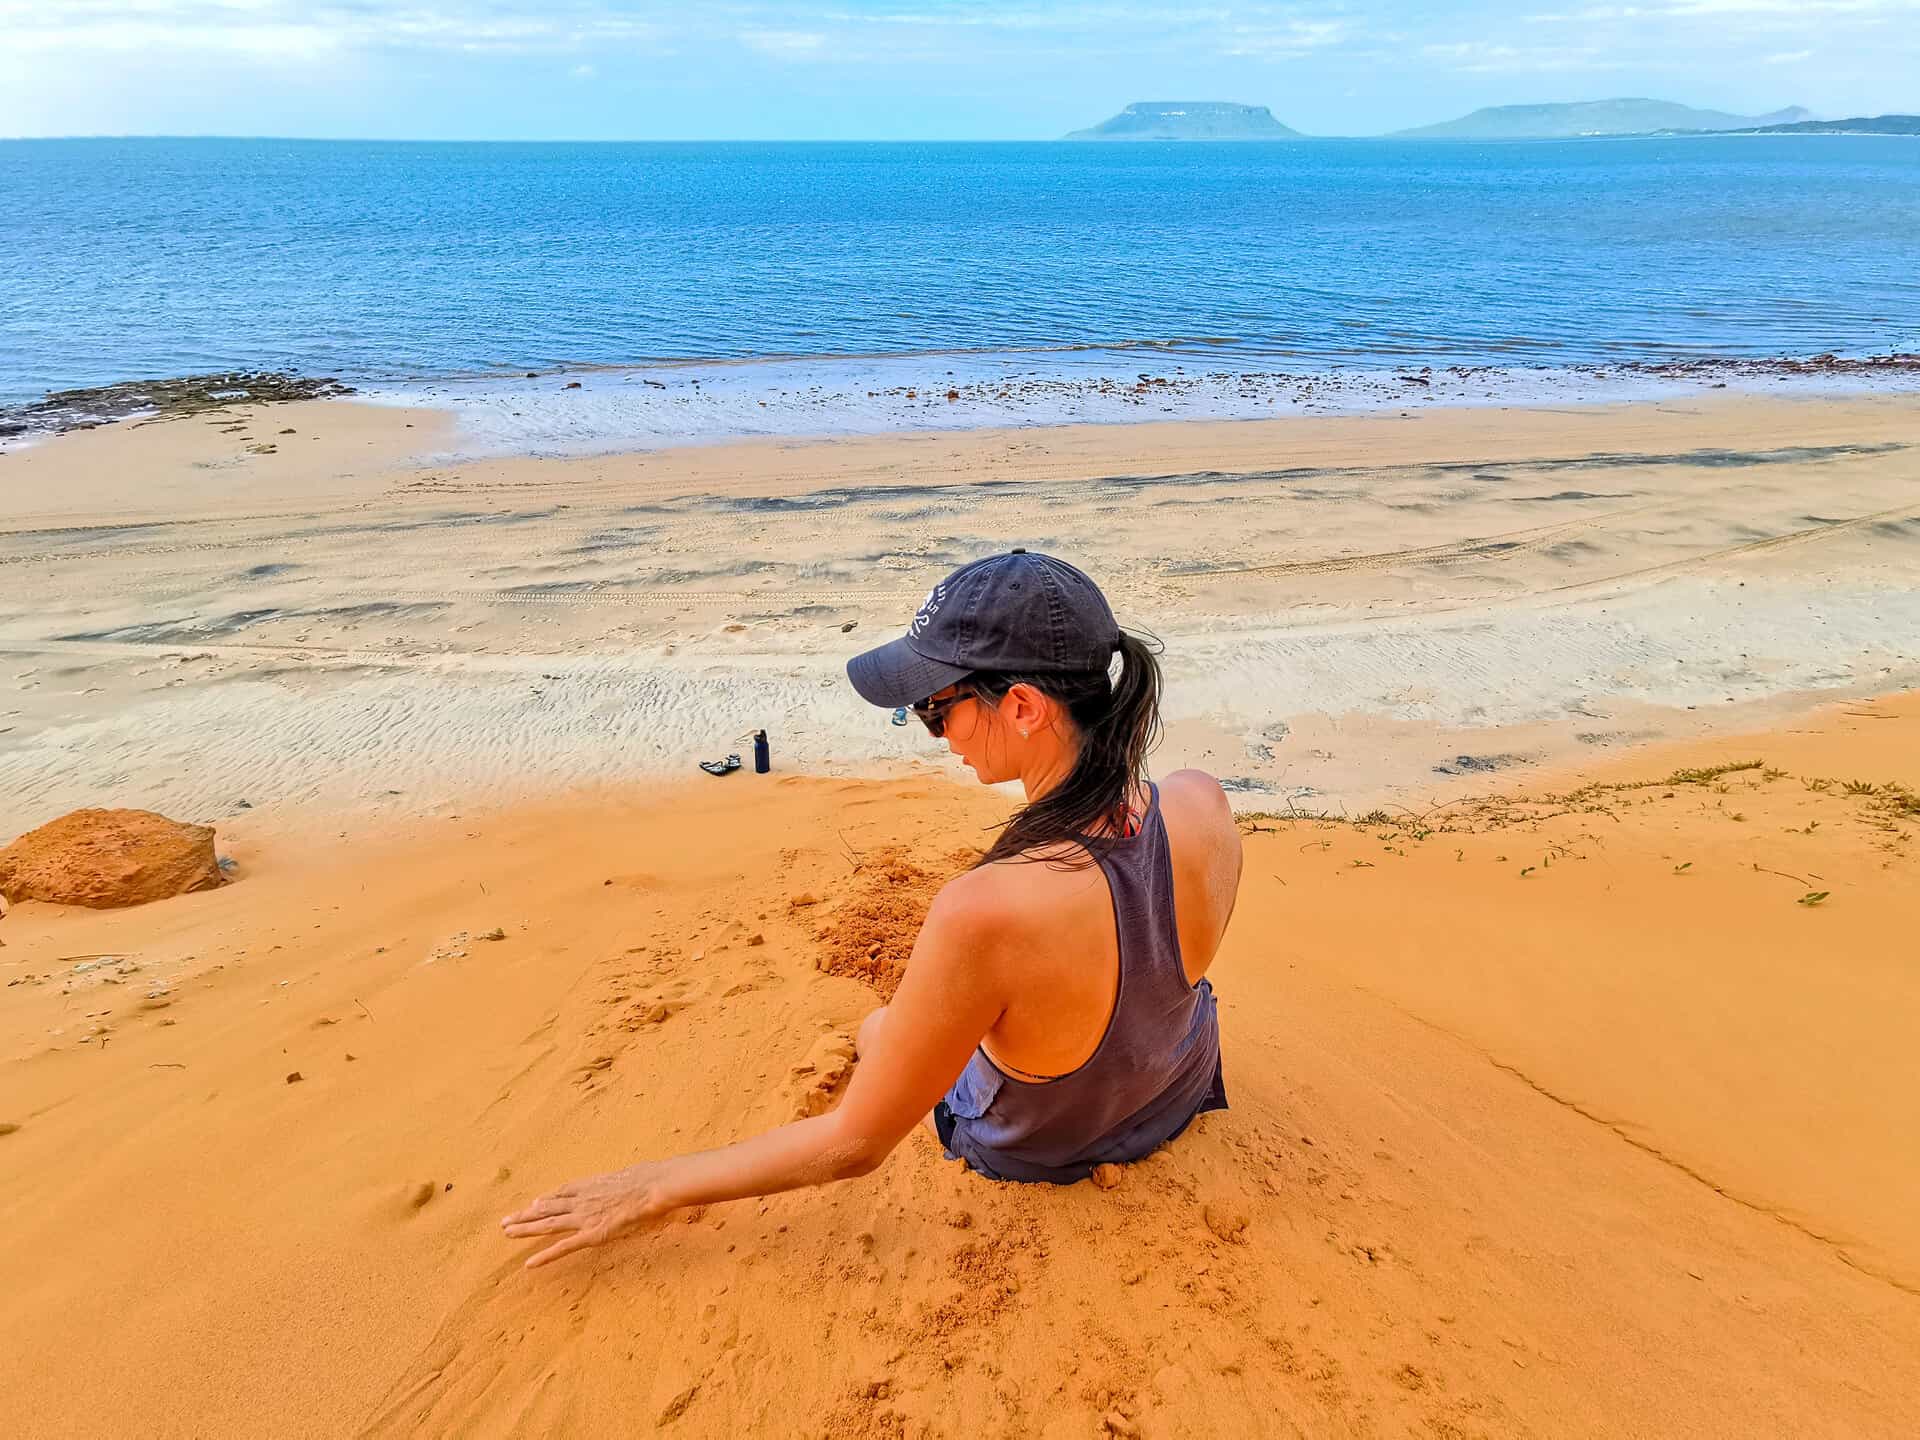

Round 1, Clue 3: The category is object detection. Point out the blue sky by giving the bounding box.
[2,1,1914,139]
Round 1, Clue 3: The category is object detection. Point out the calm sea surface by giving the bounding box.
[3,136,1918,412]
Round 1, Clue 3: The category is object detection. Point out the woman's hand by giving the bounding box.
[495,891,1008,1272]
[500,1161,675,1269]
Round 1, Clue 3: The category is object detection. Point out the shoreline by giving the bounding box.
[5,348,1919,456]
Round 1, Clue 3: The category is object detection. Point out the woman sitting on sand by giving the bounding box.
[503,551,1242,1268]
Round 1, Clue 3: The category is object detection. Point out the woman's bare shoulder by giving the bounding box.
[1158,770,1244,866]
[933,845,1097,931]
[1158,768,1233,819]
[927,861,1028,925]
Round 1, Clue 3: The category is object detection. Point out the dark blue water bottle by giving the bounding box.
[752,729,770,774]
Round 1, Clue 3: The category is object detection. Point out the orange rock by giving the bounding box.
[0,808,226,909]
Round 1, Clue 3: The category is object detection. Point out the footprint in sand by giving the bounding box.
[617,992,693,1032]
[361,1179,443,1224]
[569,1053,623,1091]
[789,1032,856,1118]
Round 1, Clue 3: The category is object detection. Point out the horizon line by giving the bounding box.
[6,129,1898,146]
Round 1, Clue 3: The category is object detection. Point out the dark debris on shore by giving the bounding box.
[1620,352,1920,379]
[0,371,354,442]
[4,353,1916,447]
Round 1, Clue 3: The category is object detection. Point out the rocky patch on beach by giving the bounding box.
[0,371,351,440]
[0,808,227,909]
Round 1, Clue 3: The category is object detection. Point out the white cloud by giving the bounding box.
[1527,0,1912,20]
[739,28,828,57]
[1222,18,1350,57]
[1421,38,1612,72]
[1525,6,1646,20]
[6,18,344,60]
[1,2,671,59]
[822,5,1230,29]
[1661,0,1902,12]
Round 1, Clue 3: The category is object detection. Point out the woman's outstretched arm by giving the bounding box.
[501,879,1008,1269]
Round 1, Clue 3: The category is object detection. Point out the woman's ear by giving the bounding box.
[1004,683,1052,737]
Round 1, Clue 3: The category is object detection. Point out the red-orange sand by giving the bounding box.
[3,696,1918,1437]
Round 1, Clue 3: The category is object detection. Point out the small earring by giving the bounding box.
[1019,728,1029,738]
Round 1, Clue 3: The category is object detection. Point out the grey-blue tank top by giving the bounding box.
[940,781,1228,1184]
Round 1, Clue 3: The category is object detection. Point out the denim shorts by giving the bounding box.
[932,1098,959,1151]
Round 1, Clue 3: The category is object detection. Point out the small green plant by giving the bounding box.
[1842,780,1877,796]
[1666,760,1762,786]
[1673,861,1692,874]
[1730,812,1746,822]
[1804,778,1832,793]
[1763,768,1787,781]
[1349,859,1375,869]
[1797,891,1831,907]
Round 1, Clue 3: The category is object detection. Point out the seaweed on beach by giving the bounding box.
[0,371,352,440]
[1238,756,1920,855]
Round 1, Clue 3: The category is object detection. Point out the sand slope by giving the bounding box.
[4,698,1918,1437]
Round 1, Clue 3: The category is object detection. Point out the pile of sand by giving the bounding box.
[809,844,978,998]
[0,807,225,909]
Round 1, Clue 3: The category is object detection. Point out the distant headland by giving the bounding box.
[1057,97,1920,143]
[1393,99,1811,140]
[1692,114,1920,137]
[1064,102,1301,141]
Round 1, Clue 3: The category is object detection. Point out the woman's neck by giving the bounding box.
[1019,749,1078,805]
[1024,764,1146,840]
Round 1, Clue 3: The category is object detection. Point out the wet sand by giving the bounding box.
[2,695,1917,1437]
[3,391,1920,829]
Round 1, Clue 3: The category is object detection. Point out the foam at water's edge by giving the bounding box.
[356,350,1920,461]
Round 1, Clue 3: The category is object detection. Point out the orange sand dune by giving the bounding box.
[3,698,1918,1438]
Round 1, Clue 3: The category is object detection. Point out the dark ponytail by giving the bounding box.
[967,628,1165,870]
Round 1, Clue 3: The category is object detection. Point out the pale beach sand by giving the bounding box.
[3,393,1920,1436]
[2,697,1917,1437]
[3,390,1918,830]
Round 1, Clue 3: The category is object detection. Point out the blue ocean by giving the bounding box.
[3,136,1917,442]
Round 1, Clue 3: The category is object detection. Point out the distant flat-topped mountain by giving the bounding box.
[1066,102,1301,141]
[1395,99,1812,140]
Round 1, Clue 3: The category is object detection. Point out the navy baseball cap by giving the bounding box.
[846,549,1121,708]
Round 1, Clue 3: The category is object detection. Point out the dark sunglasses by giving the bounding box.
[910,689,972,738]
